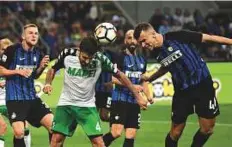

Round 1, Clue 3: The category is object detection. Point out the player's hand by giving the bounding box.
[43,84,53,95]
[16,69,33,78]
[134,85,144,92]
[140,74,150,81]
[136,92,148,110]
[147,97,155,104]
[40,55,50,69]
[0,81,5,88]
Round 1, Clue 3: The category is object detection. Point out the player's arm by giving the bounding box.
[141,81,154,104]
[112,76,143,91]
[114,70,148,109]
[166,30,232,45]
[34,55,50,79]
[165,30,203,44]
[99,52,148,109]
[43,50,66,95]
[202,34,232,45]
[0,45,31,78]
[141,66,168,83]
[0,79,5,88]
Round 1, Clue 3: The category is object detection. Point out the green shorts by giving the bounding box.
[0,105,8,117]
[52,105,102,137]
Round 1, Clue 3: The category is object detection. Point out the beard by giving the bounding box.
[127,44,137,53]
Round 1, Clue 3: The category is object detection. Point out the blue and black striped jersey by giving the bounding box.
[95,50,114,93]
[157,30,211,90]
[0,43,43,101]
[112,52,147,104]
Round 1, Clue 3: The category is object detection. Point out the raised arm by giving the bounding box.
[202,34,232,45]
[34,55,50,79]
[43,48,69,95]
[43,68,56,95]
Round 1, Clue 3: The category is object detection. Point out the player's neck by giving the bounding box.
[22,41,34,51]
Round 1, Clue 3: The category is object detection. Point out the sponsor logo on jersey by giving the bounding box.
[125,71,142,78]
[16,65,36,70]
[168,47,174,52]
[160,50,183,67]
[67,67,96,77]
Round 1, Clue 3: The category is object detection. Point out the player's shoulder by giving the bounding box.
[58,47,78,59]
[63,47,78,55]
[6,43,20,51]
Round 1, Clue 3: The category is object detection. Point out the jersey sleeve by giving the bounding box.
[110,52,124,71]
[95,52,118,74]
[52,48,77,71]
[142,56,147,74]
[0,45,16,68]
[165,30,203,44]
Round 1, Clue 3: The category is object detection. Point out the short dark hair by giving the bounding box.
[134,22,153,40]
[79,36,99,56]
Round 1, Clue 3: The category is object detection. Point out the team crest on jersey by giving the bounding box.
[168,47,174,52]
[1,55,7,62]
[34,56,37,62]
[115,115,119,120]
[140,63,144,69]
[11,112,16,119]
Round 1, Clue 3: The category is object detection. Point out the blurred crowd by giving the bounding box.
[149,7,232,61]
[0,1,129,60]
[0,2,232,61]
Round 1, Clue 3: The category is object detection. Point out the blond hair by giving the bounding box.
[0,38,13,50]
[23,23,38,31]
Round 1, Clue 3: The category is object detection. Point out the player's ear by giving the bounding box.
[21,34,25,40]
[21,31,25,40]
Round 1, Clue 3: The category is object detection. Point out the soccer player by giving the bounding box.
[0,24,53,147]
[103,30,153,147]
[0,38,31,147]
[95,47,115,122]
[43,36,147,147]
[134,22,232,147]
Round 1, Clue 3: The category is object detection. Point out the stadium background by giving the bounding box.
[0,1,231,147]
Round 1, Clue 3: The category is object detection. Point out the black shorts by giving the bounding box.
[110,101,141,129]
[6,98,52,128]
[95,91,112,109]
[172,77,220,124]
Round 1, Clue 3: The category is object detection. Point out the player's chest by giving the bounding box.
[123,56,145,71]
[64,57,101,78]
[123,56,145,78]
[14,51,39,70]
[157,43,184,67]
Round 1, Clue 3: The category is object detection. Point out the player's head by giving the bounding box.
[21,24,39,47]
[134,22,163,50]
[79,36,99,66]
[124,29,138,53]
[0,38,13,55]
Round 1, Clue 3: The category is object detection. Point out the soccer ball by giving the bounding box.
[94,22,117,45]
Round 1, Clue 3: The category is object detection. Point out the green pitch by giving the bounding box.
[4,62,232,146]
[3,102,232,147]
